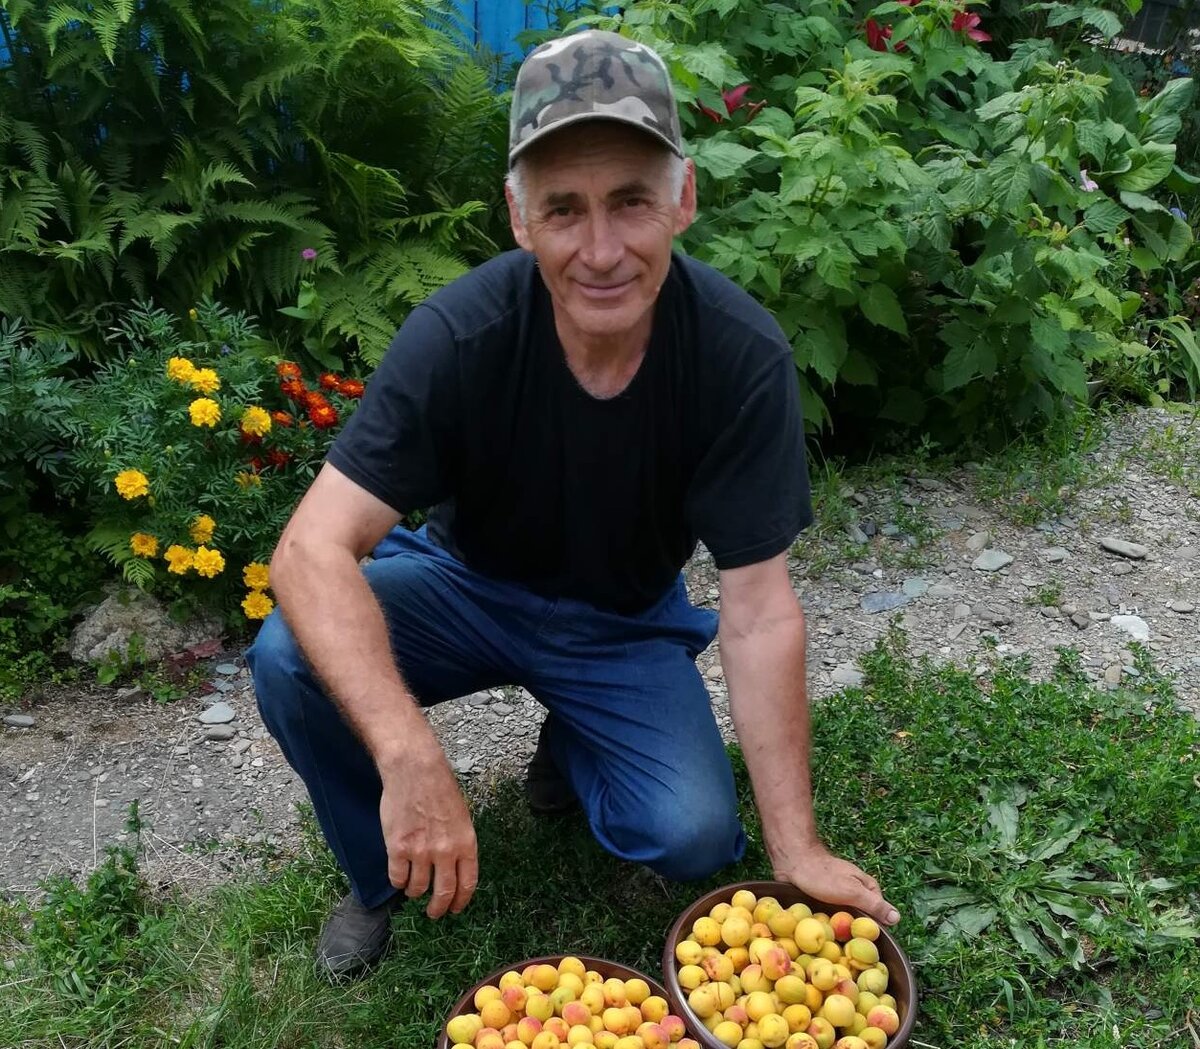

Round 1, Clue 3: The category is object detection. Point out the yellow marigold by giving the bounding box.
[193,545,225,578]
[189,368,221,394]
[129,533,158,558]
[235,471,262,489]
[164,544,194,574]
[243,562,270,590]
[166,357,196,383]
[189,397,221,428]
[114,469,150,500]
[241,406,272,437]
[189,514,216,544]
[242,590,274,620]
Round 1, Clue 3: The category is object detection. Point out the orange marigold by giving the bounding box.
[318,372,341,390]
[266,448,292,469]
[276,361,303,380]
[337,378,365,399]
[280,378,307,401]
[270,410,294,427]
[303,389,329,410]
[308,402,340,429]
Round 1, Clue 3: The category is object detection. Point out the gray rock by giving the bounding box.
[1099,537,1149,560]
[831,663,864,687]
[860,591,912,614]
[215,663,239,676]
[966,531,991,553]
[198,702,236,725]
[953,603,971,620]
[213,680,235,692]
[928,583,957,598]
[1178,546,1198,561]
[845,524,869,545]
[452,756,475,775]
[1040,606,1061,618]
[1103,664,1123,686]
[881,523,901,537]
[68,587,222,665]
[3,714,35,728]
[1041,547,1071,563]
[915,477,942,491]
[1071,612,1091,630]
[231,738,252,755]
[901,578,931,598]
[1111,615,1151,642]
[1168,601,1195,613]
[947,622,968,640]
[940,516,964,531]
[1111,562,1134,576]
[491,702,515,716]
[203,724,236,742]
[973,604,1013,627]
[973,550,1014,572]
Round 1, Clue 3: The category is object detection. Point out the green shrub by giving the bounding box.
[565,0,1196,439]
[66,302,364,627]
[0,0,509,366]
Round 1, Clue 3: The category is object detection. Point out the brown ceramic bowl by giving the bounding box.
[436,955,682,1049]
[662,881,917,1049]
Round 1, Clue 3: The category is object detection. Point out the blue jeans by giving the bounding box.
[245,526,745,908]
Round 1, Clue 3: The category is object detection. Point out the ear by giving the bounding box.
[673,158,697,237]
[505,181,534,252]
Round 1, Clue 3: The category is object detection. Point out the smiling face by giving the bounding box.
[506,122,696,352]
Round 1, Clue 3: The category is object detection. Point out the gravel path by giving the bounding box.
[2,406,1197,895]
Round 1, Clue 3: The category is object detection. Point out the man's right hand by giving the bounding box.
[379,747,478,919]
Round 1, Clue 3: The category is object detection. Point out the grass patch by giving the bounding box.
[2,635,1198,1047]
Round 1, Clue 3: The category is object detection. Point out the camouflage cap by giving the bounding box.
[509,29,682,167]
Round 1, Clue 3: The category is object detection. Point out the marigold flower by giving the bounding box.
[239,429,263,446]
[266,448,292,469]
[193,545,225,578]
[114,469,150,500]
[164,544,194,574]
[189,514,216,545]
[189,397,221,428]
[241,406,272,437]
[276,361,303,380]
[280,378,307,401]
[130,532,158,558]
[242,589,275,619]
[243,562,270,590]
[308,401,340,429]
[270,410,294,427]
[303,389,330,410]
[235,471,262,489]
[337,378,365,399]
[318,372,341,390]
[189,368,221,394]
[166,357,196,383]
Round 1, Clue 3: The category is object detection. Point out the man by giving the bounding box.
[247,28,899,979]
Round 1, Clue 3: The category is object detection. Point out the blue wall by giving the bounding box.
[452,1,584,63]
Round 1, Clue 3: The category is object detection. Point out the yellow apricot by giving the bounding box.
[722,915,752,947]
[819,994,855,1029]
[623,979,650,1006]
[678,965,706,991]
[640,995,668,1023]
[782,1004,812,1033]
[731,889,758,911]
[794,919,826,955]
[675,939,703,966]
[757,1014,789,1048]
[768,909,798,939]
[849,917,880,942]
[710,902,733,923]
[476,986,504,1009]
[687,986,719,1020]
[858,1029,887,1049]
[745,990,776,1022]
[753,898,782,925]
[531,965,560,993]
[446,1014,484,1045]
[692,916,723,947]
[713,1021,744,1048]
[774,975,807,1005]
[559,957,587,979]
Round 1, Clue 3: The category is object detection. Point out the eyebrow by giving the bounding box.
[540,180,657,209]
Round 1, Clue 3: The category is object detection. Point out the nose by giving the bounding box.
[578,207,623,273]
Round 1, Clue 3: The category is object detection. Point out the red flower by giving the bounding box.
[897,0,920,5]
[318,372,341,390]
[303,389,330,411]
[270,410,294,427]
[865,19,906,52]
[248,456,264,473]
[239,428,263,446]
[696,84,765,124]
[276,361,302,380]
[266,448,292,469]
[280,378,307,401]
[308,402,340,429]
[951,10,991,42]
[337,378,365,399]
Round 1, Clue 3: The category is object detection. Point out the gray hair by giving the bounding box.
[507,151,687,224]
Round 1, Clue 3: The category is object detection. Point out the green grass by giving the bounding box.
[2,635,1198,1048]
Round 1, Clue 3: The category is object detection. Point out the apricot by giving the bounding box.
[559,974,585,997]
[601,1008,630,1035]
[640,996,669,1023]
[593,1035,617,1049]
[856,969,887,997]
[877,995,897,1012]
[678,964,706,991]
[818,942,842,963]
[566,1027,593,1048]
[731,889,758,911]
[580,986,607,1015]
[865,1006,899,1036]
[584,971,604,986]
[677,1041,701,1049]
[773,974,807,1006]
[828,912,854,942]
[725,1004,750,1026]
[726,946,751,973]
[449,1015,486,1045]
[784,1036,819,1049]
[501,986,528,1014]
[831,978,859,1003]
[503,1025,521,1044]
[481,1001,512,1030]
[722,915,753,948]
[760,946,791,982]
[675,939,703,966]
[819,994,855,1029]
[692,916,723,947]
[757,1014,789,1048]
[517,1018,544,1045]
[777,937,800,961]
[623,979,650,1006]
[500,970,524,990]
[782,1004,812,1033]
[794,919,827,955]
[806,1017,835,1049]
[855,992,880,1016]
[530,965,560,993]
[638,1023,670,1049]
[833,1039,868,1049]
[738,1041,766,1049]
[710,902,733,923]
[479,1032,507,1049]
[687,986,719,1020]
[614,1038,643,1049]
[661,1015,687,1042]
[750,922,773,941]
[506,1043,527,1049]
[753,898,782,924]
[562,1002,591,1028]
[623,1006,644,1033]
[527,996,555,1022]
[858,1029,886,1049]
[745,990,776,1022]
[768,909,798,939]
[602,979,627,1008]
[713,1021,745,1048]
[545,1020,571,1042]
[549,986,577,1015]
[529,1033,559,1049]
[703,953,735,983]
[846,939,879,970]
[740,964,772,994]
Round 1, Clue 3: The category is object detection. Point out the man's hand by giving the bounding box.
[773,840,900,927]
[379,748,478,919]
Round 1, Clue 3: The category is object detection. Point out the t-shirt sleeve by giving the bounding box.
[686,352,813,570]
[324,305,458,514]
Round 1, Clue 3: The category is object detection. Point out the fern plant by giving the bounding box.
[0,0,509,365]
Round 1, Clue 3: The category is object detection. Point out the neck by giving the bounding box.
[555,309,654,400]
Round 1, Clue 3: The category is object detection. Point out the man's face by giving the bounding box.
[506,123,696,346]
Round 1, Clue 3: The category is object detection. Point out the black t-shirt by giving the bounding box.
[326,250,812,614]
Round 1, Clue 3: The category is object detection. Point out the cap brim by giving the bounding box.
[508,112,684,167]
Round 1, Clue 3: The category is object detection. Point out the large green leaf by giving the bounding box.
[942,339,996,391]
[859,282,907,334]
[1115,143,1176,192]
[1082,198,1130,234]
[879,386,925,424]
[690,139,760,180]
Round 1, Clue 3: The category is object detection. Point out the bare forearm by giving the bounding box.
[720,611,819,854]
[271,532,439,768]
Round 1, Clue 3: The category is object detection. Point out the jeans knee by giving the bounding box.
[245,609,310,733]
[643,805,743,882]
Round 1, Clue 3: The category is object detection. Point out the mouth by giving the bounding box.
[574,276,635,301]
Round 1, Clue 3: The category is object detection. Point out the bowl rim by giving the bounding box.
[435,954,675,1049]
[660,880,918,1049]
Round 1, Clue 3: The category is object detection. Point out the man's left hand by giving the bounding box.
[773,842,900,927]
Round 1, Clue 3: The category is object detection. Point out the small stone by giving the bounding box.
[3,714,35,728]
[845,524,868,545]
[947,622,967,640]
[452,756,475,775]
[231,738,252,755]
[1099,537,1149,560]
[928,583,956,598]
[197,702,236,725]
[213,680,236,693]
[94,798,110,807]
[973,549,1014,572]
[1111,615,1151,642]
[831,664,864,687]
[915,477,942,491]
[1071,612,1091,630]
[704,665,724,681]
[901,578,931,598]
[881,523,901,537]
[1168,601,1195,613]
[215,663,239,676]
[1041,547,1070,563]
[203,724,236,742]
[1104,665,1123,686]
[966,531,991,553]
[953,603,971,620]
[1041,606,1060,618]
[1178,546,1198,561]
[191,777,204,788]
[860,591,912,614]
[491,702,515,715]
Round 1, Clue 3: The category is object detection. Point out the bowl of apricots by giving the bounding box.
[662,882,917,1049]
[438,954,701,1049]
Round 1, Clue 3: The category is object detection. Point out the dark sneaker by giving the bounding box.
[525,716,578,816]
[315,893,399,979]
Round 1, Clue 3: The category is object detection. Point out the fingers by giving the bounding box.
[405,859,433,899]
[852,873,900,926]
[449,853,479,916]
[427,856,459,919]
[388,857,410,892]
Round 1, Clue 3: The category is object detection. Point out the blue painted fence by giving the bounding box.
[452,1,585,63]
